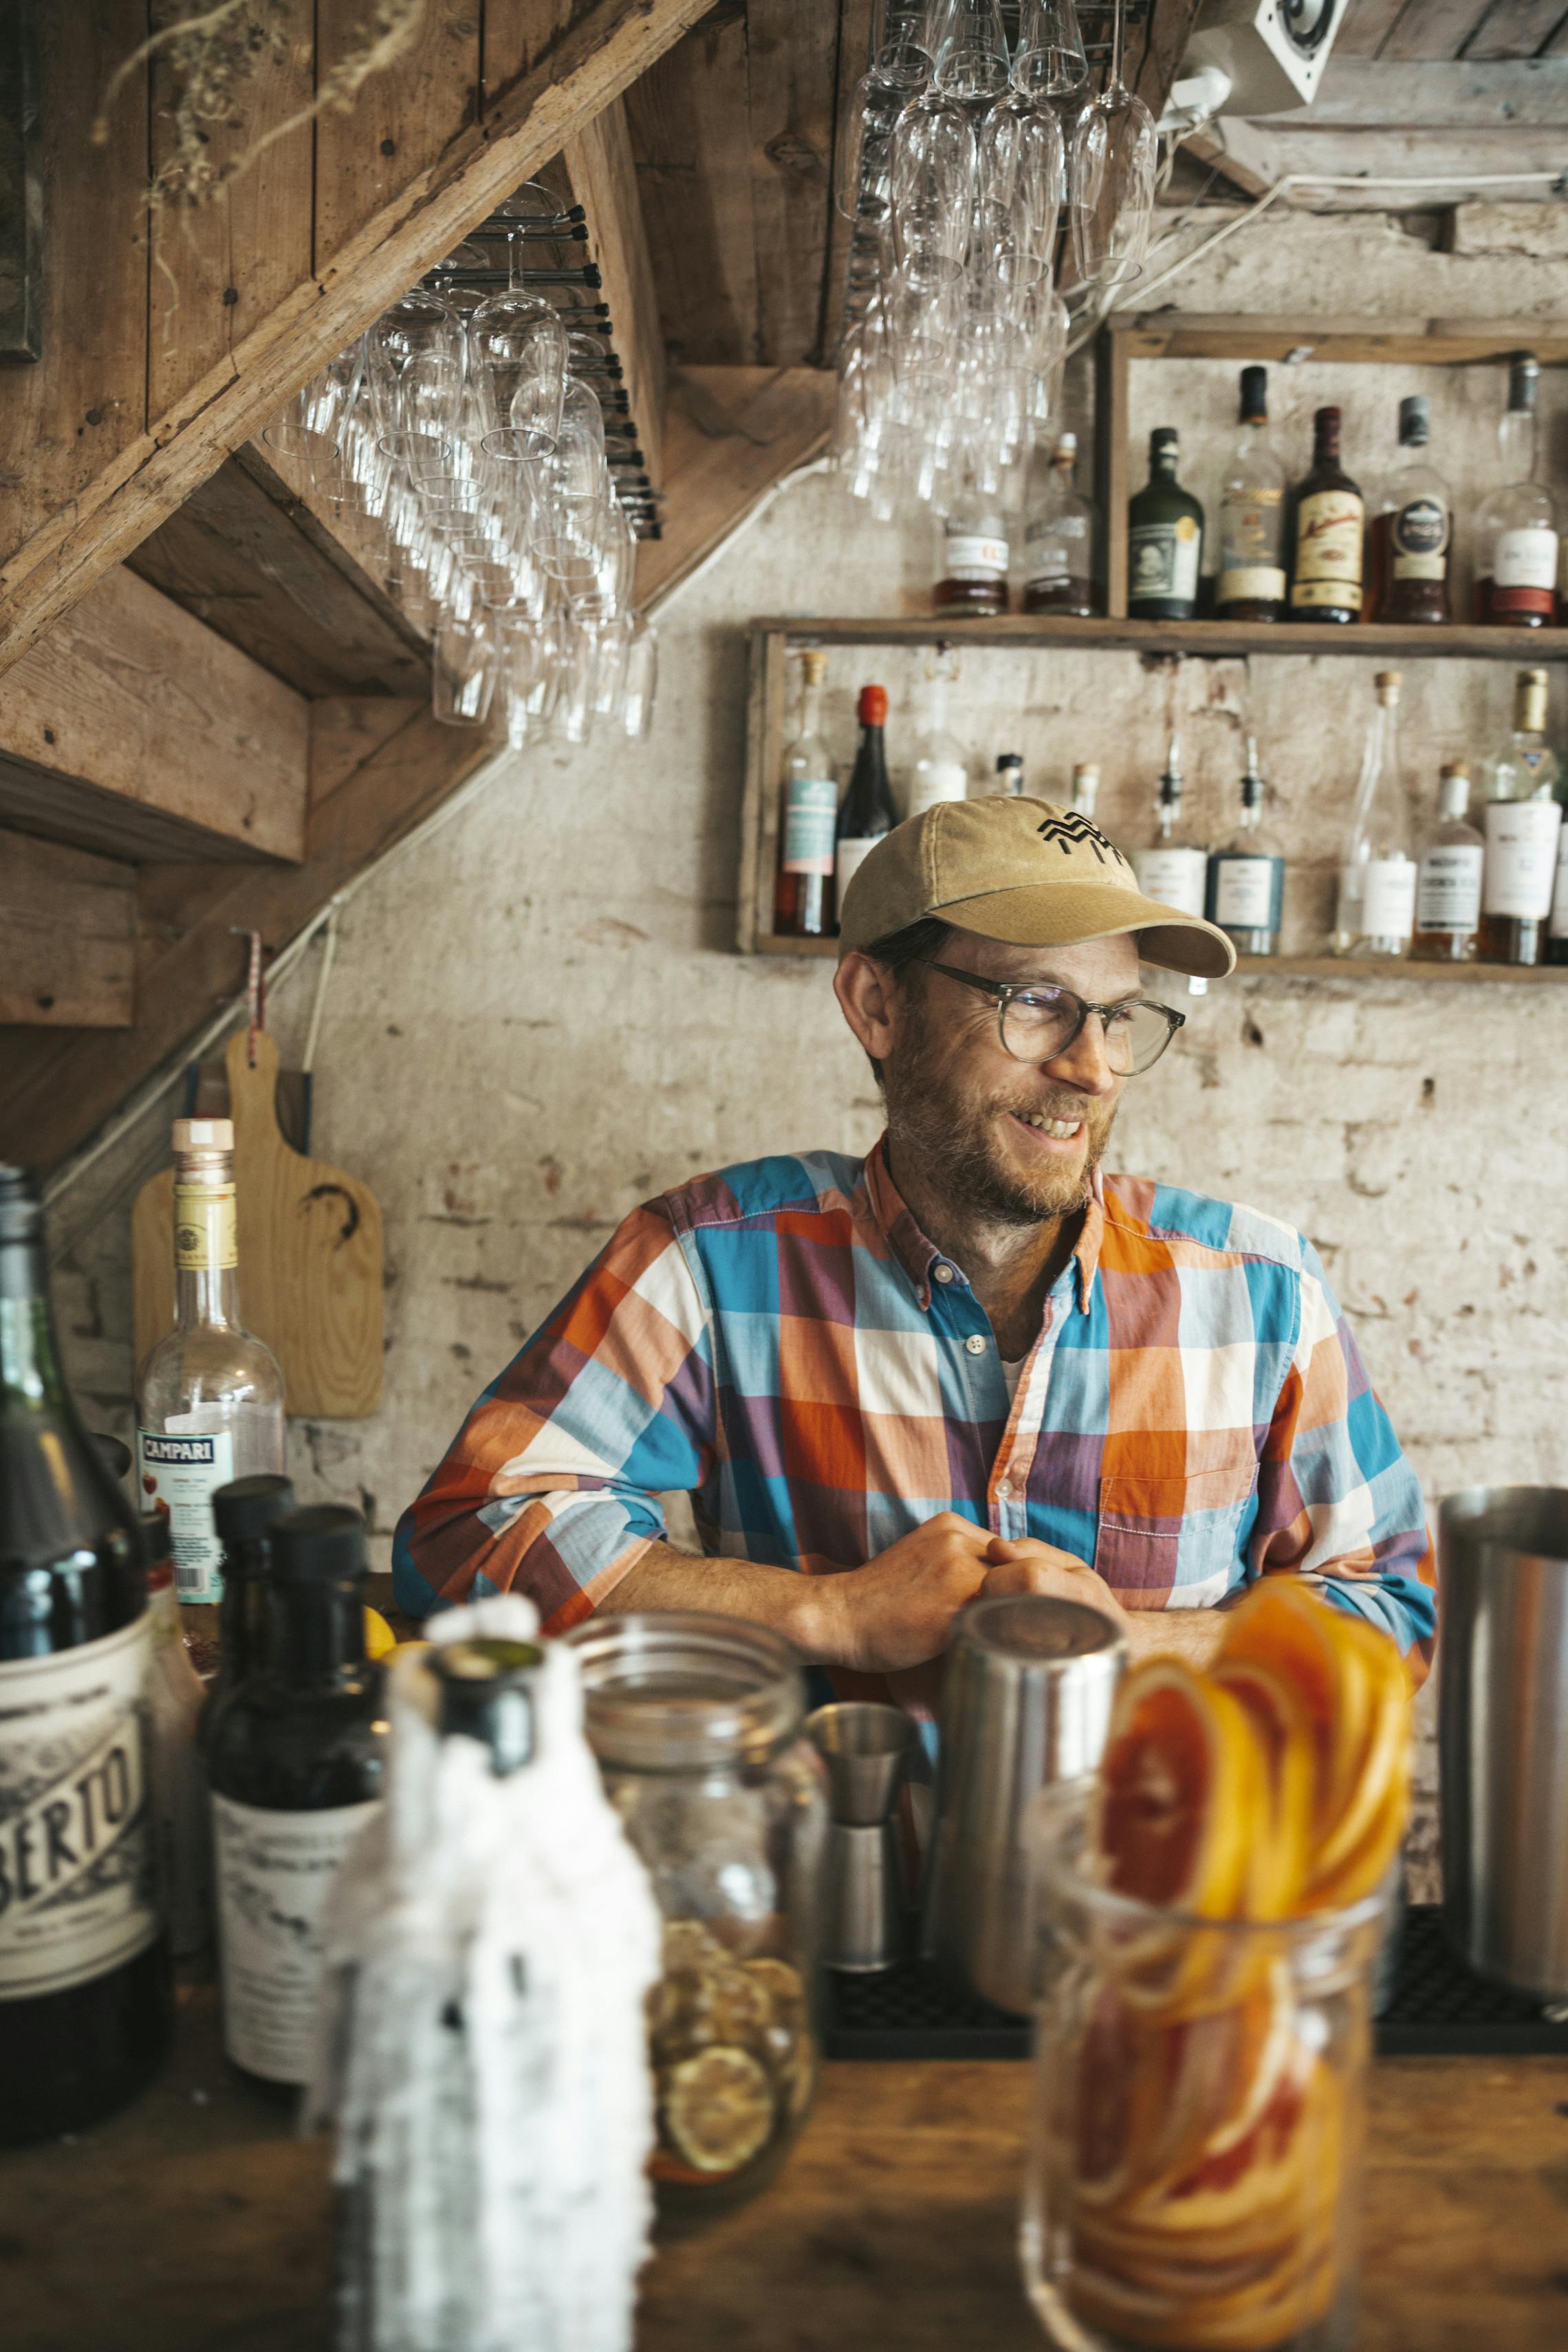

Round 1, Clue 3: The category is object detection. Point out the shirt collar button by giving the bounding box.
[933,1263,955,1283]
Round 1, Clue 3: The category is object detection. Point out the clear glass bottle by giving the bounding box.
[1412,763,1483,963]
[135,1120,285,1607]
[0,1166,171,2145]
[140,1510,212,1959]
[567,1614,827,2210]
[904,647,969,818]
[994,752,1025,798]
[1473,352,1560,628]
[1133,737,1210,1001]
[1216,366,1287,623]
[1128,431,1204,622]
[1336,670,1415,957]
[934,472,1010,617]
[1205,737,1285,956]
[1069,761,1099,816]
[834,684,899,918]
[1289,406,1364,625]
[208,1504,386,2091]
[1479,666,1563,965]
[773,651,838,939]
[1371,395,1451,624]
[1023,431,1098,616]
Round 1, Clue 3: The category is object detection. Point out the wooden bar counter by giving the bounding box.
[8,1985,1567,2352]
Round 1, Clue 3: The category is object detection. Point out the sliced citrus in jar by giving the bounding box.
[1211,1657,1315,1920]
[1307,1611,1411,1890]
[1098,1662,1265,1920]
[660,2045,776,2175]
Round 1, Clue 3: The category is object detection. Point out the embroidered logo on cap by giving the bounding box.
[1035,809,1129,869]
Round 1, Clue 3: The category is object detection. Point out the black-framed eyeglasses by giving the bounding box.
[920,961,1185,1075]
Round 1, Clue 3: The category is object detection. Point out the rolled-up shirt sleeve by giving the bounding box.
[393,1201,717,1629]
[1250,1240,1437,1680]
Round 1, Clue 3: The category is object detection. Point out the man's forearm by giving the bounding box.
[600,1541,838,1662]
[1120,1608,1229,1668]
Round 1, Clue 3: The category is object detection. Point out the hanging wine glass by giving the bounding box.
[979,88,1064,270]
[1013,0,1087,98]
[926,0,1010,102]
[889,87,977,267]
[1070,0,1156,288]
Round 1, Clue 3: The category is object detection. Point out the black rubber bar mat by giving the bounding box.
[823,1906,1568,2061]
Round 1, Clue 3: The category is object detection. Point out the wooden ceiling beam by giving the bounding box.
[0,568,308,867]
[0,834,135,1030]
[0,699,499,1172]
[557,96,668,485]
[0,0,717,686]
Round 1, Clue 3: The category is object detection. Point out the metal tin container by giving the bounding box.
[1439,1487,1568,2006]
[922,1594,1125,2015]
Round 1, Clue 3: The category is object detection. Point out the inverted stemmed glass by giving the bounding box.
[1069,0,1157,288]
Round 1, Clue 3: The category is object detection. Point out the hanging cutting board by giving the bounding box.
[132,1030,383,1418]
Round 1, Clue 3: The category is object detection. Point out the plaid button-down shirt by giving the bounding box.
[393,1142,1437,1693]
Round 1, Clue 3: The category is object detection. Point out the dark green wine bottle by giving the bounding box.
[0,1167,172,2145]
[207,1503,385,2091]
[201,1473,296,1754]
[1127,428,1205,622]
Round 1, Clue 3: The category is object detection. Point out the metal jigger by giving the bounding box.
[806,1701,915,1972]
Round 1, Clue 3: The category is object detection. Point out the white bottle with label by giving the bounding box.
[1336,671,1416,957]
[904,651,969,818]
[1206,739,1285,956]
[1412,763,1483,963]
[1133,737,1211,995]
[1479,666,1562,963]
[135,1120,285,1604]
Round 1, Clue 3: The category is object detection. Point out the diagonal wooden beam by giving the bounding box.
[0,0,716,684]
[558,96,668,486]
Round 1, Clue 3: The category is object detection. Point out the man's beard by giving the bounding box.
[884,1038,1116,1228]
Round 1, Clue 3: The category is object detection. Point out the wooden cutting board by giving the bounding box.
[132,1030,383,1418]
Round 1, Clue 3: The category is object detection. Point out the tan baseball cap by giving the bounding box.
[837,796,1237,981]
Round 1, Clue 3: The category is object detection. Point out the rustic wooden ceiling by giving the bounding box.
[1337,0,1568,59]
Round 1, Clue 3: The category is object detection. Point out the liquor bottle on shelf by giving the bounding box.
[905,649,969,818]
[141,1510,211,1959]
[772,652,838,939]
[1023,431,1098,616]
[1289,406,1364,625]
[994,752,1025,797]
[1371,396,1451,624]
[1411,764,1483,963]
[835,685,900,916]
[135,1120,284,1606]
[0,1166,171,2146]
[1473,353,1559,628]
[208,1503,386,2091]
[1479,666,1563,965]
[1206,738,1284,957]
[1216,367,1287,624]
[1128,430,1204,622]
[1548,815,1568,966]
[934,473,1010,618]
[1335,671,1415,957]
[202,1472,296,1750]
[1069,761,1100,816]
[1132,737,1210,1001]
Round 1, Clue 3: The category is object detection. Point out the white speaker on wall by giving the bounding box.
[1176,0,1347,119]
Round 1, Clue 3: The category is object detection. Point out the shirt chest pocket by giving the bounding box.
[1094,1463,1259,1601]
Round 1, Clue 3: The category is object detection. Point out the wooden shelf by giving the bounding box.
[752,616,1568,660]
[1111,314,1568,368]
[749,934,1568,981]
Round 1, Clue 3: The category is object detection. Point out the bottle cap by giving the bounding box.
[996,752,1023,772]
[173,1119,234,1154]
[0,1165,42,1247]
[1374,669,1403,704]
[1314,405,1342,437]
[801,651,827,686]
[1239,364,1267,422]
[1072,762,1099,784]
[268,1503,367,1585]
[857,684,888,726]
[1054,431,1078,459]
[1437,766,1471,818]
[1399,395,1429,446]
[1508,351,1540,408]
[213,1473,297,1552]
[1439,761,1470,778]
[429,1638,544,1775]
[1151,427,1178,457]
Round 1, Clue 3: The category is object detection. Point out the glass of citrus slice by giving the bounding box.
[1021,1585,1412,2352]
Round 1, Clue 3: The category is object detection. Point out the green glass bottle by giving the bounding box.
[201,1472,296,1754]
[1127,429,1204,622]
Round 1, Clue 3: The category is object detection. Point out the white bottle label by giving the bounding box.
[781,776,836,874]
[1390,496,1450,582]
[1129,521,1200,606]
[944,532,1008,582]
[213,1794,378,2082]
[1549,823,1568,939]
[1133,845,1208,917]
[1211,856,1279,930]
[1361,858,1417,941]
[1416,843,1483,933]
[1493,527,1558,591]
[1217,563,1286,606]
[836,835,882,907]
[1483,798,1564,919]
[0,1615,159,1999]
[137,1426,236,1602]
[905,758,968,818]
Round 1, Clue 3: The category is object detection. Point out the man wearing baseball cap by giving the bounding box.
[395,796,1435,1702]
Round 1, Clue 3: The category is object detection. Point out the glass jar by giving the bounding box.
[567,1613,828,2206]
[1021,1789,1389,2352]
